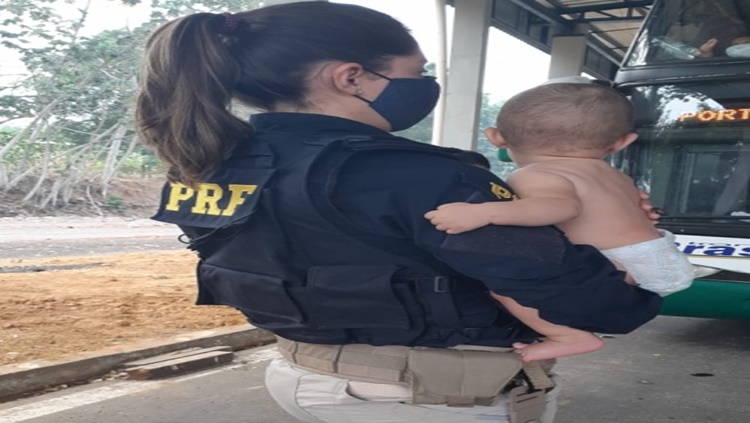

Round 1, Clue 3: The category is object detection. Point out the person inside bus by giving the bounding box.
[136,2,663,422]
[691,16,750,58]
[426,83,694,363]
[651,0,750,60]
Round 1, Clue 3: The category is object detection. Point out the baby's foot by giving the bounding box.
[513,334,604,362]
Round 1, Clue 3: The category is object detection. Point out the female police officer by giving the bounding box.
[136,2,661,422]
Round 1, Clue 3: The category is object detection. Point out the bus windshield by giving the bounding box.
[612,80,750,224]
[626,0,750,66]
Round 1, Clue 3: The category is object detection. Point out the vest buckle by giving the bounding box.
[432,276,451,293]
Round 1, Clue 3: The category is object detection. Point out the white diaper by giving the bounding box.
[600,229,694,296]
[726,44,750,58]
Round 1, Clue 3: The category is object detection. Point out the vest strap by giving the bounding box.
[412,277,464,328]
[521,360,556,391]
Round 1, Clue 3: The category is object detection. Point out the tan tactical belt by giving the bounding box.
[275,336,555,411]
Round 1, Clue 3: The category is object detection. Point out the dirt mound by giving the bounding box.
[0,251,247,367]
[0,182,250,368]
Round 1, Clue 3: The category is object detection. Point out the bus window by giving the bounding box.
[613,81,750,225]
[626,0,750,65]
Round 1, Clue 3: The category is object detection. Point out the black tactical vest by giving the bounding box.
[153,133,534,348]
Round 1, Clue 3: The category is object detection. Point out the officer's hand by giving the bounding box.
[638,191,662,225]
[424,202,490,234]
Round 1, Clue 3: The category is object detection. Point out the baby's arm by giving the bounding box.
[425,169,582,234]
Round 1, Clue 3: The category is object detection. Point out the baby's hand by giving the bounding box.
[698,38,718,58]
[424,203,490,234]
[638,191,662,225]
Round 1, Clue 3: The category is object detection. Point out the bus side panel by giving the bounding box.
[661,279,750,319]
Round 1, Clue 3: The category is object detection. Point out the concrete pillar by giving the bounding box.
[439,0,491,150]
[548,35,588,79]
[431,0,449,146]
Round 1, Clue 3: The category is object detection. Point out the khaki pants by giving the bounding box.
[265,358,562,423]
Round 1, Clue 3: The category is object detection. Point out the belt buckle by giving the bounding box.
[508,385,545,423]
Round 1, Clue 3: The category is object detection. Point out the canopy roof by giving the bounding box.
[485,0,653,79]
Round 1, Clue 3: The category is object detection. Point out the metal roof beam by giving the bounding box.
[588,25,638,55]
[506,0,572,31]
[485,0,648,80]
[557,0,654,15]
[569,6,648,22]
[489,2,553,53]
[571,16,644,23]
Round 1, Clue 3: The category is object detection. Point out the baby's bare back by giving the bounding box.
[531,159,660,250]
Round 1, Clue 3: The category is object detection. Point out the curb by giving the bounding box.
[0,325,276,402]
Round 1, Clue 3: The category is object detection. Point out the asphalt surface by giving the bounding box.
[0,217,184,260]
[0,237,184,260]
[0,316,747,423]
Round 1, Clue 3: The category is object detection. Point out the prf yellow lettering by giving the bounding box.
[222,184,258,216]
[165,183,195,211]
[165,182,259,216]
[490,182,515,200]
[191,183,224,215]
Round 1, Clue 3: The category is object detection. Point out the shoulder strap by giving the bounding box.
[342,135,490,168]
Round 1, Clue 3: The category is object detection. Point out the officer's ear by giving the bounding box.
[484,127,508,148]
[330,62,368,95]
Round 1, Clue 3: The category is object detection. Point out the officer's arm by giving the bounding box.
[330,151,662,334]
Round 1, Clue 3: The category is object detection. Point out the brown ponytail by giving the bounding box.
[136,3,419,186]
[135,13,252,187]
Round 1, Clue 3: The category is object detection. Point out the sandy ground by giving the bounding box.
[0,217,248,367]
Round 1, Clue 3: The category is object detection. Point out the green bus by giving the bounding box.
[613,0,750,319]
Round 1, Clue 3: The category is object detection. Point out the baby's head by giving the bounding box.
[487,83,636,157]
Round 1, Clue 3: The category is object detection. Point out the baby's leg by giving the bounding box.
[511,330,604,363]
[491,293,604,362]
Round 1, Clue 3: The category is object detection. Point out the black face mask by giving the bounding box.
[355,69,441,131]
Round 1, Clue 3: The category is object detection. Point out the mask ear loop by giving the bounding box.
[354,93,372,104]
[354,68,393,104]
[362,68,393,81]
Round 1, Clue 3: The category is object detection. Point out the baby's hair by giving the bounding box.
[497,83,633,152]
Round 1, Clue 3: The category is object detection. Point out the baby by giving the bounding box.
[425,83,694,362]
[690,17,750,58]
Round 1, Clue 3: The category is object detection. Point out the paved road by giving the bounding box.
[0,217,184,259]
[1,316,748,423]
[0,236,184,260]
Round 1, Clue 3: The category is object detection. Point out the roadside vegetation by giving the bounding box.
[0,0,510,216]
